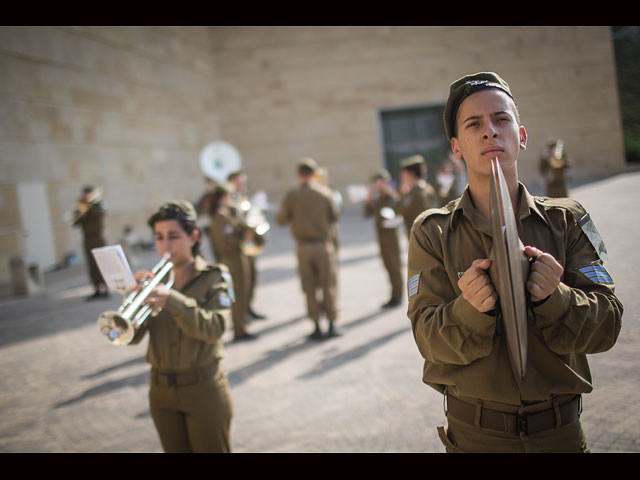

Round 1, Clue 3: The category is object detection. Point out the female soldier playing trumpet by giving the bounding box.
[135,200,234,453]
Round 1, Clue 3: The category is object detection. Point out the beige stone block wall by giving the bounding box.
[210,26,625,207]
[0,26,221,284]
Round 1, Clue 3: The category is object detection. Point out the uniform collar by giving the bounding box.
[450,182,549,232]
[193,255,210,273]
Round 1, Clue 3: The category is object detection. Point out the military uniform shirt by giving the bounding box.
[276,182,339,242]
[407,183,623,406]
[397,182,437,235]
[146,255,232,373]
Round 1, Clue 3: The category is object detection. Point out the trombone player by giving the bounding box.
[132,200,234,452]
[407,72,623,452]
[72,185,109,300]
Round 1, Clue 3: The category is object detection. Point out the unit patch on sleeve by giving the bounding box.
[408,273,420,298]
[577,264,613,285]
[578,213,608,262]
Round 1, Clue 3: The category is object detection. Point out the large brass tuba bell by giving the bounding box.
[97,253,174,346]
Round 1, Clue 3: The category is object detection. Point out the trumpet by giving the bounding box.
[97,253,174,346]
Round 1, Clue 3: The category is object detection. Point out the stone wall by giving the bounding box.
[210,26,625,203]
[0,26,220,284]
[0,26,626,286]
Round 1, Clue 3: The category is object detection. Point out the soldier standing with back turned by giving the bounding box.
[406,72,623,453]
[277,158,340,340]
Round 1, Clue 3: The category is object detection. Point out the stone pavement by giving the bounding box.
[0,170,639,453]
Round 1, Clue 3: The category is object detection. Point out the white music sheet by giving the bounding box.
[91,244,136,293]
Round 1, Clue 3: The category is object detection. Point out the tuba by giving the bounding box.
[97,253,174,346]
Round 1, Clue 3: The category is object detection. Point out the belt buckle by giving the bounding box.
[167,373,176,387]
[515,413,528,435]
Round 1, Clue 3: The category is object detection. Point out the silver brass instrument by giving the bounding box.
[550,139,565,169]
[97,253,174,346]
[240,198,270,257]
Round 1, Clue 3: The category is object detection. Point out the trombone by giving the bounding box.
[97,253,174,346]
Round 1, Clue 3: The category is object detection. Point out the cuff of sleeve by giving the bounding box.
[452,295,497,333]
[531,282,572,327]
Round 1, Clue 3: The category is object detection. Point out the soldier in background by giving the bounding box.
[72,185,109,300]
[363,169,403,309]
[227,170,267,321]
[396,155,438,238]
[539,138,570,198]
[208,183,258,342]
[277,158,340,340]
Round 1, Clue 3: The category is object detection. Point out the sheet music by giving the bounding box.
[91,244,136,293]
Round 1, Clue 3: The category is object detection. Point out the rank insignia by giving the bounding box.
[577,264,613,285]
[408,273,420,298]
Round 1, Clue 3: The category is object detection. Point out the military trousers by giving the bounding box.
[83,240,106,289]
[219,253,250,338]
[296,240,337,322]
[377,228,403,301]
[149,368,233,453]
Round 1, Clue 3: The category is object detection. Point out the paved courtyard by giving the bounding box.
[0,170,638,453]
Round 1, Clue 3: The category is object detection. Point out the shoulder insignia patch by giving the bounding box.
[408,273,420,298]
[578,213,608,262]
[577,264,613,285]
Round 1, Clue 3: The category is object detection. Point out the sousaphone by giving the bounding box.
[488,158,530,380]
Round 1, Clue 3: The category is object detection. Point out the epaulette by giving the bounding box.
[412,200,457,229]
[533,196,587,223]
[534,196,607,261]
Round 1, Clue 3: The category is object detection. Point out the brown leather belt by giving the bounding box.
[151,362,219,387]
[446,394,582,436]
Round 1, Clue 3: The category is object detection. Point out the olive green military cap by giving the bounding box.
[298,157,318,171]
[443,72,514,140]
[371,168,391,181]
[400,155,425,169]
[148,200,197,226]
[214,181,234,195]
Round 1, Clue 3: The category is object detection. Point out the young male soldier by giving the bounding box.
[406,72,623,453]
[396,155,438,238]
[363,169,403,308]
[277,158,340,339]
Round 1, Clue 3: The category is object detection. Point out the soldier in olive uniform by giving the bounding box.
[396,155,438,238]
[277,158,340,339]
[363,169,403,308]
[539,138,570,198]
[208,183,257,342]
[227,170,267,321]
[137,200,234,452]
[72,185,109,300]
[407,72,623,452]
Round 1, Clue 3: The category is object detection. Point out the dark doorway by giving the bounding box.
[379,104,450,188]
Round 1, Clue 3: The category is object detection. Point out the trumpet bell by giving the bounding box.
[97,253,174,346]
[98,311,146,346]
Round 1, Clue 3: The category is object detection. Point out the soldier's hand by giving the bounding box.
[145,284,170,317]
[133,270,154,290]
[458,258,498,313]
[524,246,563,302]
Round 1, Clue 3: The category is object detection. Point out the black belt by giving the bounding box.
[446,394,582,436]
[151,362,219,387]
